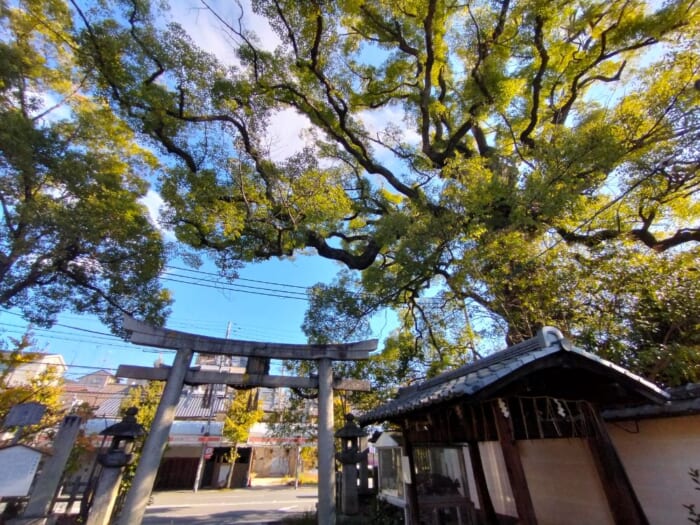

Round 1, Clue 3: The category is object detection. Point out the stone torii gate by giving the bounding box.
[115,316,376,525]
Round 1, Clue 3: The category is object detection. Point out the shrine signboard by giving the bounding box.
[0,445,43,497]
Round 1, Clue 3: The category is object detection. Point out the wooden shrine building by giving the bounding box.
[359,327,668,525]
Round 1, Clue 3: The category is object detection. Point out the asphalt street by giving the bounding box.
[142,483,318,524]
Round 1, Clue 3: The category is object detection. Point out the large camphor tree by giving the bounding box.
[0,0,170,333]
[74,0,698,386]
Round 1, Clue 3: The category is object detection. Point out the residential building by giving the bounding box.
[1,352,66,388]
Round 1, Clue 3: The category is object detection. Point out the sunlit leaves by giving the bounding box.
[223,389,263,446]
[0,332,65,441]
[76,0,700,383]
[0,0,170,332]
[120,380,164,430]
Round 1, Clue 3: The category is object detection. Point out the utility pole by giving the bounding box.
[193,354,222,492]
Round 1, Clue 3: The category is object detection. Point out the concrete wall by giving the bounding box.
[607,415,700,525]
[251,446,299,477]
[4,354,66,387]
[518,439,613,525]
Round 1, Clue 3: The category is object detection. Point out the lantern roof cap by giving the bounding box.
[100,407,145,438]
[335,414,365,439]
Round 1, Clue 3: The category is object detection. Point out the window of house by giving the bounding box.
[413,447,466,497]
[413,447,473,525]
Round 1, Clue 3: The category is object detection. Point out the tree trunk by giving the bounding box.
[226,444,238,489]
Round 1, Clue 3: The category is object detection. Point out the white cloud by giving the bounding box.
[140,189,176,241]
[359,105,420,147]
[169,0,281,66]
[265,108,314,162]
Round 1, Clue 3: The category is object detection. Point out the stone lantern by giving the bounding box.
[87,408,145,525]
[335,414,367,516]
[97,407,145,468]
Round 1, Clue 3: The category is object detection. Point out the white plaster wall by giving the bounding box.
[607,415,700,525]
[518,438,614,525]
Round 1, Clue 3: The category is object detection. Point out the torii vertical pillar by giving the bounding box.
[317,358,335,525]
[116,347,193,525]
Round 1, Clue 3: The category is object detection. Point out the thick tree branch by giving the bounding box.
[632,227,700,252]
[306,231,380,270]
[520,15,547,148]
[557,225,700,252]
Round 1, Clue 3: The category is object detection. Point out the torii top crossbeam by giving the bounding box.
[123,315,377,360]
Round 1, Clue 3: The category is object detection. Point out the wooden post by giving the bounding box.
[21,415,82,521]
[584,404,649,525]
[400,422,420,525]
[116,347,193,525]
[317,358,335,525]
[456,403,497,523]
[492,400,537,525]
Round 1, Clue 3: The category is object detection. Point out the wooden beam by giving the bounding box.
[456,404,498,521]
[492,400,538,525]
[583,403,649,525]
[116,365,371,392]
[123,315,376,361]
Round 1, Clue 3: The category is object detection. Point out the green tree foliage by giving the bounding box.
[223,388,263,487]
[0,0,170,333]
[0,332,64,441]
[114,380,163,506]
[119,380,164,430]
[75,0,699,384]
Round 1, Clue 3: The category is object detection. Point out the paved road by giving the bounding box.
[143,485,318,524]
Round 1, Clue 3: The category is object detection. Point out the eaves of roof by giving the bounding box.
[358,327,668,425]
[602,382,700,421]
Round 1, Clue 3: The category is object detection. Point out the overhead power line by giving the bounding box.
[166,265,311,289]
[160,276,308,301]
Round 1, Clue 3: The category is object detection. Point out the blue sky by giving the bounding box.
[1,254,393,380]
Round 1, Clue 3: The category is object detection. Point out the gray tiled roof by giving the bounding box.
[95,392,228,419]
[359,327,668,424]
